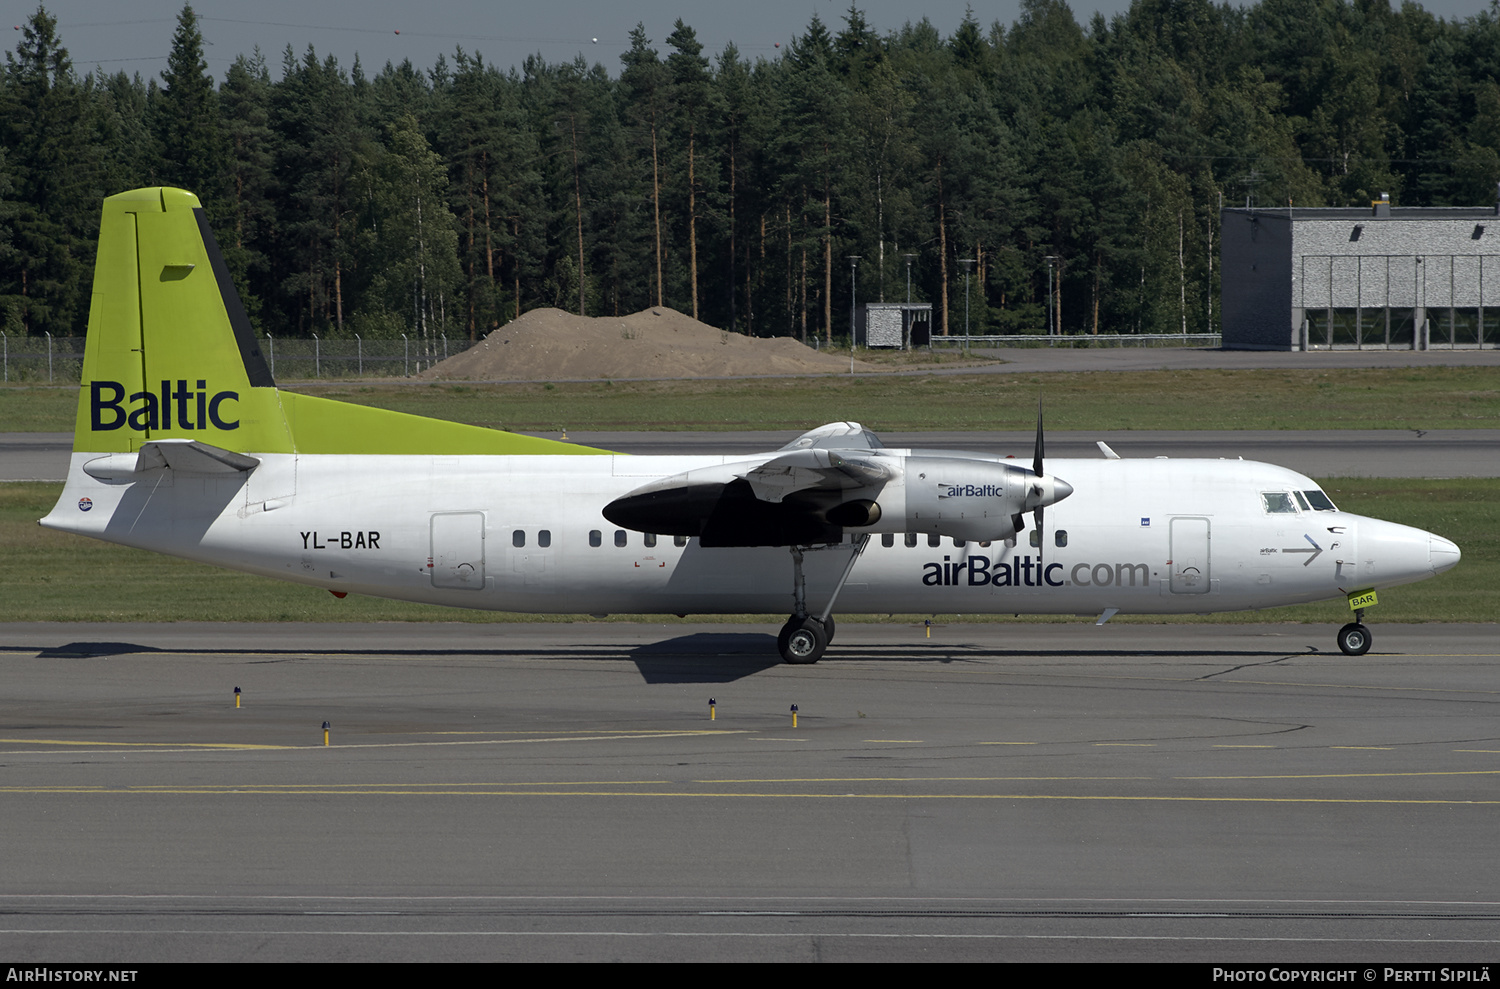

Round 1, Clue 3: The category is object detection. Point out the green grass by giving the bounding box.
[3,366,1497,433]
[3,479,1490,625]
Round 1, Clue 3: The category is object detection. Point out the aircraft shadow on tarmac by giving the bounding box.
[31,634,1325,685]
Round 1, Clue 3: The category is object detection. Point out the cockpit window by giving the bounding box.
[1293,491,1311,511]
[1302,489,1337,511]
[1261,491,1298,514]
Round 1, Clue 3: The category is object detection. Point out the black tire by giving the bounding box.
[1337,622,1372,656]
[780,617,828,664]
[818,616,835,644]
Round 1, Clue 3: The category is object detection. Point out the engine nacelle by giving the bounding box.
[826,456,1066,543]
[895,456,1030,541]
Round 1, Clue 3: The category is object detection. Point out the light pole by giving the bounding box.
[1043,255,1059,344]
[958,258,975,352]
[903,253,916,304]
[903,253,917,350]
[847,256,861,373]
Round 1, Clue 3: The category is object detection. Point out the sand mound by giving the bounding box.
[420,307,875,380]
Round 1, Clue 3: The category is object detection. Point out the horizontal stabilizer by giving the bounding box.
[83,439,260,480]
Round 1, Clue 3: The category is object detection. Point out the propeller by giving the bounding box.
[1032,396,1046,568]
[1009,396,1071,551]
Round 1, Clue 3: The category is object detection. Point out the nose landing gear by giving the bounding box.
[1337,608,1372,656]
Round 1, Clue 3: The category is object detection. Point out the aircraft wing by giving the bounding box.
[744,448,893,504]
[776,420,886,452]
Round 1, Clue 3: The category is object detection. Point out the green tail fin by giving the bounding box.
[76,187,604,457]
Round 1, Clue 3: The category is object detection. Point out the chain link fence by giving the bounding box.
[1,332,479,383]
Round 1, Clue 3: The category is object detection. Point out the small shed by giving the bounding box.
[861,302,933,349]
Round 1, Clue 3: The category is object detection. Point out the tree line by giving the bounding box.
[3,0,1499,346]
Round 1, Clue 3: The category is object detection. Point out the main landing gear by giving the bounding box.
[778,536,867,664]
[1337,609,1372,656]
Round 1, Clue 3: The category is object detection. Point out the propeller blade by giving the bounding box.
[1033,396,1045,567]
[1032,395,1044,478]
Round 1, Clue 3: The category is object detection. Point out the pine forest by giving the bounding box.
[3,0,1500,346]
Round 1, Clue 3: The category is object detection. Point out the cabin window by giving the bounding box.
[927,533,941,548]
[614,530,627,547]
[953,538,966,548]
[1029,529,1041,548]
[589,529,601,547]
[1303,489,1338,511]
[905,533,918,548]
[1055,530,1068,548]
[1261,492,1298,514]
[512,529,526,548]
[644,533,657,548]
[674,535,689,547]
[978,541,991,548]
[881,533,894,548]
[537,529,551,548]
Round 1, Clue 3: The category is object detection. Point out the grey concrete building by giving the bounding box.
[1220,196,1500,350]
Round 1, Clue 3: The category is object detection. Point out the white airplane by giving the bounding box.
[42,188,1461,663]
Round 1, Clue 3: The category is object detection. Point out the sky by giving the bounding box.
[15,1,1493,83]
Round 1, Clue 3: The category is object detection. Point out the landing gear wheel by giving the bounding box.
[778,617,828,664]
[819,616,835,644]
[1337,622,1371,656]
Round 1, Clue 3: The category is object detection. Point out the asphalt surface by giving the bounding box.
[0,621,1496,962]
[6,428,1500,480]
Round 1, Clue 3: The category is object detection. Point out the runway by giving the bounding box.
[6,428,1500,480]
[1,620,1496,962]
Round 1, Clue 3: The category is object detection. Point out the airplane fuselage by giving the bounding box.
[45,450,1454,619]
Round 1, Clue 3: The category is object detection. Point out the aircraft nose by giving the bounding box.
[1430,534,1461,574]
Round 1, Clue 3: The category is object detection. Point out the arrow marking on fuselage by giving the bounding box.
[1282,534,1324,567]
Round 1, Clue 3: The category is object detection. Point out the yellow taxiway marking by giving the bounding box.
[405,730,734,736]
[0,738,289,750]
[864,740,923,744]
[979,742,1037,745]
[1454,749,1500,754]
[1096,743,1155,747]
[1213,745,1275,749]
[0,786,1491,805]
[1330,746,1394,750]
[696,776,1153,783]
[0,730,748,755]
[1178,770,1500,780]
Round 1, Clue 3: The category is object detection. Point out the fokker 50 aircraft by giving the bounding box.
[43,189,1461,663]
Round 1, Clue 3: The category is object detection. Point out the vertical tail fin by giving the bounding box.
[72,186,606,459]
[75,187,292,455]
